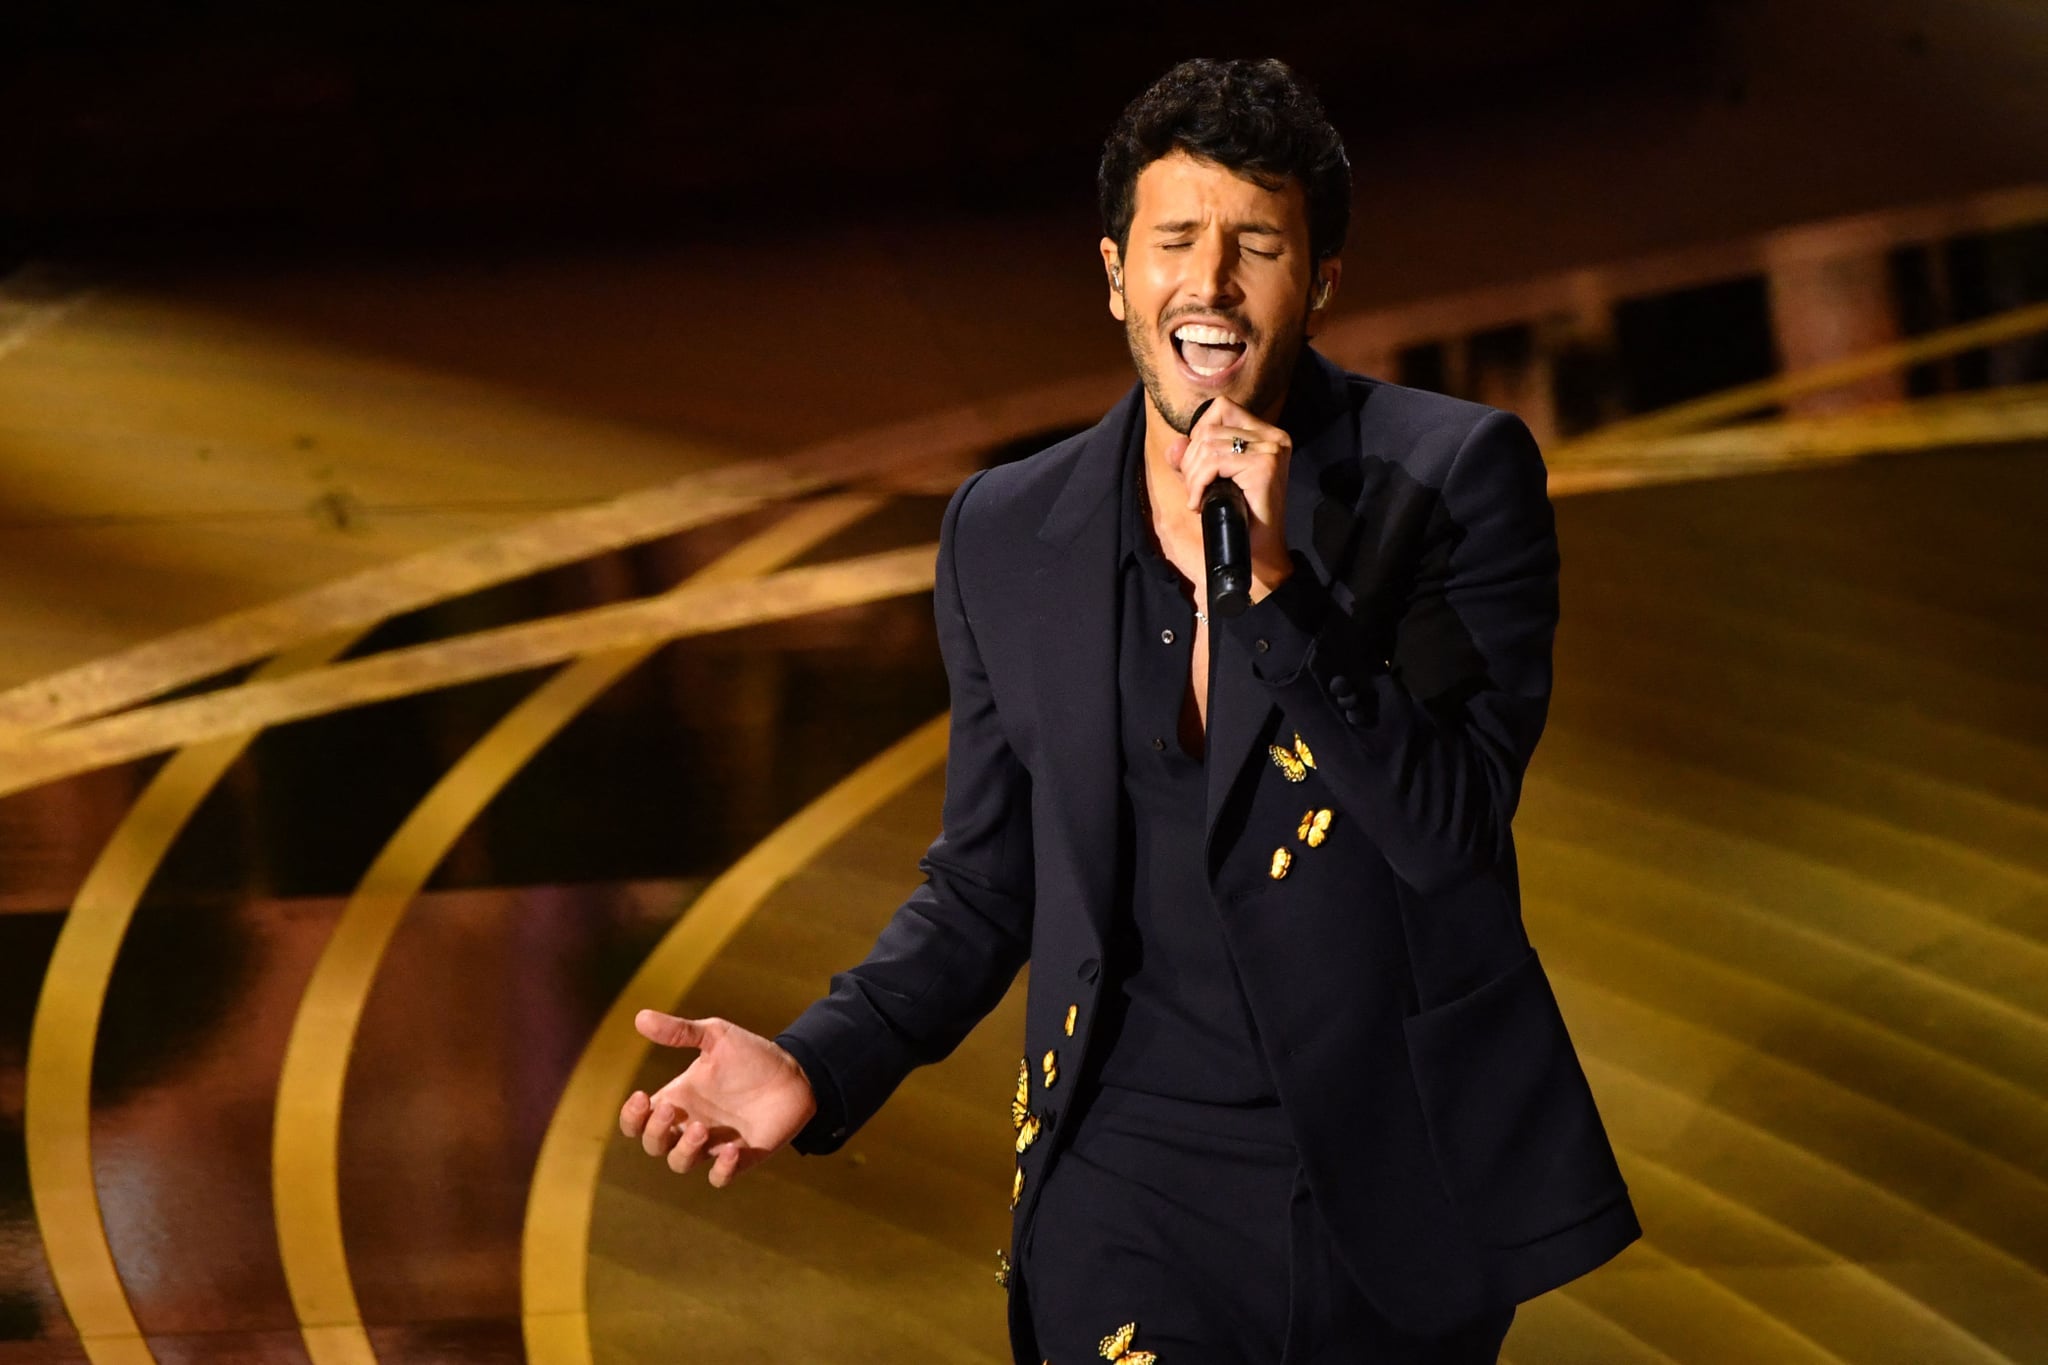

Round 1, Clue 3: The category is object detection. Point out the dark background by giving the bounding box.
[3,2,1730,256]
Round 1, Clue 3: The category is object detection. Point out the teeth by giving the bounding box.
[1173,323,1242,346]
[1187,357,1231,376]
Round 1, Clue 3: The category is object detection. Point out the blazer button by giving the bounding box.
[1329,674,1354,697]
[1077,958,1099,983]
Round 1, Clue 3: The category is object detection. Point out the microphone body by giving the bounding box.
[1201,478,1253,619]
[1188,398,1254,620]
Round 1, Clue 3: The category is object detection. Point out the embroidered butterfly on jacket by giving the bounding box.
[1268,731,1316,782]
[1099,1321,1157,1365]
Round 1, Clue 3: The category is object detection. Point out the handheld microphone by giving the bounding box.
[1189,398,1253,619]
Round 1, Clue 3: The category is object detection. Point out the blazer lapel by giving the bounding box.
[1028,388,1139,945]
[1204,347,1363,853]
[1023,351,1364,911]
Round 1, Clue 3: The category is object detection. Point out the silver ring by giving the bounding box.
[1230,436,1247,454]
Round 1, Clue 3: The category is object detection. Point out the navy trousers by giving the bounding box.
[1019,1086,1515,1364]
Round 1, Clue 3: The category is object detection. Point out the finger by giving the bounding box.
[1205,395,1263,432]
[1207,436,1285,484]
[706,1141,746,1189]
[1192,461,1282,515]
[1205,426,1277,453]
[667,1119,712,1175]
[619,1090,652,1139]
[635,1009,706,1050]
[1165,433,1190,472]
[642,1100,682,1159]
[1204,395,1291,451]
[1182,438,1223,510]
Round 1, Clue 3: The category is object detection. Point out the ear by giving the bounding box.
[1305,259,1342,337]
[1099,237,1126,323]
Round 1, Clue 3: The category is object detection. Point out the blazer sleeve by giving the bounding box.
[1224,407,1559,896]
[776,468,1036,1154]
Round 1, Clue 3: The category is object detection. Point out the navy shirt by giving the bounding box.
[1087,415,1285,1114]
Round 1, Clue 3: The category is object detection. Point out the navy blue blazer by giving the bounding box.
[778,346,1640,1342]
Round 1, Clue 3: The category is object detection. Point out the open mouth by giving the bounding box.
[1170,322,1248,382]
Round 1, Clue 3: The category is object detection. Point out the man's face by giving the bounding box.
[1101,148,1337,434]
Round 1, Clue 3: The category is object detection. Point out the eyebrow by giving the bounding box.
[1150,219,1289,237]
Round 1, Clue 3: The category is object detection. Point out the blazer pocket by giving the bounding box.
[1402,947,1627,1249]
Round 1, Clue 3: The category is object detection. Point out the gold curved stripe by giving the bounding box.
[1548,383,2048,494]
[0,543,939,800]
[1525,805,2048,1073]
[1538,763,2048,1033]
[23,630,362,1365]
[519,711,952,1365]
[3,295,2037,743]
[1526,1283,1684,1365]
[0,368,1125,741]
[270,499,882,1365]
[1572,1230,1848,1365]
[1564,978,2048,1309]
[0,465,768,739]
[1556,299,2048,455]
[1611,1145,2013,1363]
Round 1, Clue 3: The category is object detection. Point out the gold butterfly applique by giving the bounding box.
[1099,1321,1157,1365]
[1013,1058,1029,1130]
[1297,807,1333,847]
[1015,1113,1041,1154]
[1268,731,1315,781]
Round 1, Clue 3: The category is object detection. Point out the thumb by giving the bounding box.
[635,1009,707,1050]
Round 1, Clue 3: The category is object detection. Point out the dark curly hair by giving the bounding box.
[1098,57,1352,266]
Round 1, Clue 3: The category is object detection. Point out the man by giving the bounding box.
[620,57,1639,1364]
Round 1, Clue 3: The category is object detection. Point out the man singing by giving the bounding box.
[619,57,1639,1364]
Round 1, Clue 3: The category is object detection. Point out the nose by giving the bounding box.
[1184,229,1244,308]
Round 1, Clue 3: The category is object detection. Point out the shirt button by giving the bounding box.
[1151,737,1166,751]
[1255,639,1271,654]
[1160,628,1175,645]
